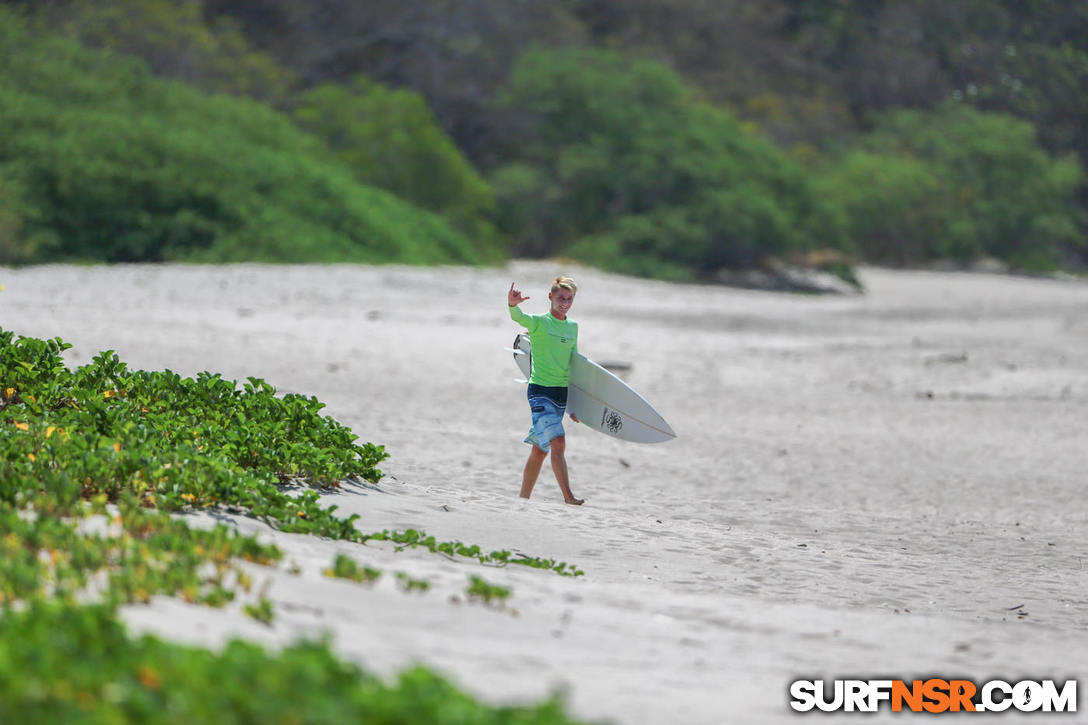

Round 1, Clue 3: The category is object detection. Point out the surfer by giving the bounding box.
[508,277,584,505]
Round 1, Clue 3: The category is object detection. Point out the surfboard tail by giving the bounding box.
[509,334,676,443]
[511,333,532,381]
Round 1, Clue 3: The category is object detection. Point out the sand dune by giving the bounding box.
[3,262,1087,722]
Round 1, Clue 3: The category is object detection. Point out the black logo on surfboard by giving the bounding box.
[602,408,623,434]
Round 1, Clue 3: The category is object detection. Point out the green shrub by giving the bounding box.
[0,9,487,266]
[292,75,501,253]
[821,103,1085,270]
[816,150,953,265]
[493,47,850,278]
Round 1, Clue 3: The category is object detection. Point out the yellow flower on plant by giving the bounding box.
[12,421,28,431]
[137,666,162,690]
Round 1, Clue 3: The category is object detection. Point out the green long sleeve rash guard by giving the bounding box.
[508,305,578,387]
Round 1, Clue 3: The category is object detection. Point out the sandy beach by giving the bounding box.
[3,261,1087,722]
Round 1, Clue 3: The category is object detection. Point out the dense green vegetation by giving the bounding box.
[493,47,850,280]
[0,9,492,266]
[0,329,585,722]
[0,604,581,723]
[819,104,1085,270]
[291,75,500,247]
[2,0,1086,277]
[0,331,386,535]
[48,0,295,103]
[0,327,587,567]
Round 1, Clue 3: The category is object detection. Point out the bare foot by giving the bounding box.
[565,497,584,506]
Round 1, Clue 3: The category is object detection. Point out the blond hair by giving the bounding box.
[551,276,577,295]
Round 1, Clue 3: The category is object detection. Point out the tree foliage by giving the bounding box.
[493,48,849,279]
[25,0,294,103]
[291,75,499,248]
[2,0,1087,274]
[780,0,1088,161]
[820,103,1084,270]
[0,9,491,266]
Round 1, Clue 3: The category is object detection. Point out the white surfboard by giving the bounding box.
[510,334,676,444]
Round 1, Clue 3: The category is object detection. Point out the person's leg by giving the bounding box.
[548,436,583,505]
[520,445,548,499]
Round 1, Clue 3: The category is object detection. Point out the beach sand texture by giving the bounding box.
[3,262,1087,723]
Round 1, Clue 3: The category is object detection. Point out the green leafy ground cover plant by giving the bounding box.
[467,575,512,606]
[395,572,432,593]
[323,554,433,595]
[1,329,583,573]
[325,553,381,584]
[363,528,584,577]
[243,596,275,625]
[0,328,588,722]
[0,329,386,536]
[1,328,584,574]
[0,603,585,724]
[0,502,279,609]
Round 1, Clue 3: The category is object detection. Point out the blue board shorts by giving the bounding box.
[525,384,568,452]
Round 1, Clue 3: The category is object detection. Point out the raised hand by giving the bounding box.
[508,282,531,307]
